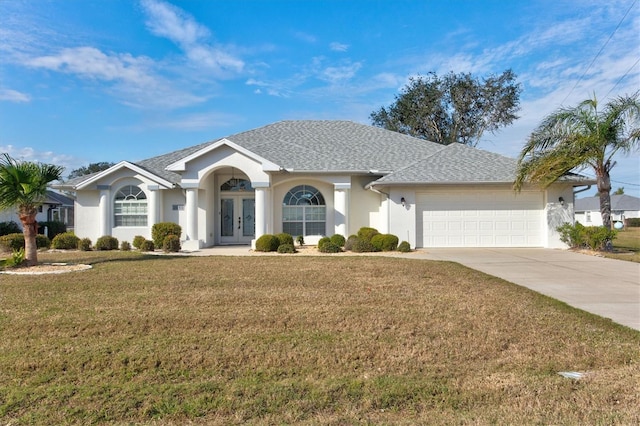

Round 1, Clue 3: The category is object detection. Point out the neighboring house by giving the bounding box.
[0,190,75,230]
[57,121,593,249]
[575,194,640,227]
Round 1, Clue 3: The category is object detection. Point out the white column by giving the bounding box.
[97,185,110,236]
[148,185,159,228]
[184,186,199,250]
[254,187,266,238]
[334,185,349,236]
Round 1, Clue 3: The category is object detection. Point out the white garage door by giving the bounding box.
[417,190,543,247]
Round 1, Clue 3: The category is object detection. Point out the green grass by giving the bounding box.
[605,226,640,262]
[1,251,639,424]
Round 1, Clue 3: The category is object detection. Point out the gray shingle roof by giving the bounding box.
[62,120,593,187]
[575,194,640,212]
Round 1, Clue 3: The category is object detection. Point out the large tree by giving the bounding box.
[0,154,64,266]
[370,70,521,146]
[514,93,640,229]
[67,162,115,180]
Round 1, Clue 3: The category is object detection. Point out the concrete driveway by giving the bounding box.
[415,248,640,331]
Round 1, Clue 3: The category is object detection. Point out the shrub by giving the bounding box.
[162,235,181,253]
[296,235,304,246]
[51,232,80,250]
[556,222,586,248]
[132,235,146,249]
[277,243,296,254]
[120,241,132,251]
[627,218,640,227]
[317,237,331,251]
[330,234,346,247]
[78,238,92,251]
[2,248,26,269]
[398,241,411,253]
[371,234,399,251]
[95,235,119,251]
[36,234,51,250]
[255,234,280,252]
[319,241,341,253]
[0,221,21,236]
[152,222,182,249]
[357,227,379,242]
[583,226,617,251]
[37,221,66,239]
[0,233,50,251]
[276,233,294,247]
[140,240,155,252]
[344,235,358,251]
[351,238,378,253]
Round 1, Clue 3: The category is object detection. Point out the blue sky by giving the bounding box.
[1,0,638,198]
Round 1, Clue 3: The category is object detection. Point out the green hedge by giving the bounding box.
[0,221,21,236]
[152,222,182,249]
[51,232,80,250]
[255,234,280,252]
[0,233,51,252]
[37,221,67,240]
[371,234,399,251]
[163,235,181,253]
[95,235,119,251]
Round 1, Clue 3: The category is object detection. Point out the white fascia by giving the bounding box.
[165,138,281,172]
[74,161,174,190]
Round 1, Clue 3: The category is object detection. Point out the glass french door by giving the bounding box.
[220,196,255,244]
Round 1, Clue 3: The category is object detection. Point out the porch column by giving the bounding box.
[254,186,266,239]
[183,184,200,250]
[334,184,350,237]
[147,185,159,228]
[97,185,110,236]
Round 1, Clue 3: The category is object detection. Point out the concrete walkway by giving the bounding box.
[179,246,640,331]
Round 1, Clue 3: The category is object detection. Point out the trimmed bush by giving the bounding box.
[351,238,378,253]
[317,237,331,251]
[163,235,181,253]
[37,221,66,240]
[2,233,52,252]
[140,240,155,252]
[330,234,346,247]
[120,241,132,251]
[276,233,294,247]
[319,241,341,253]
[0,221,21,236]
[277,243,296,254]
[371,234,399,251]
[152,222,182,249]
[78,238,92,251]
[398,241,411,253]
[344,235,358,251]
[357,227,379,242]
[255,234,280,252]
[132,235,146,250]
[51,232,80,250]
[95,235,119,251]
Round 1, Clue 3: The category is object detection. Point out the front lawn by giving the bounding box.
[606,226,640,262]
[1,251,638,424]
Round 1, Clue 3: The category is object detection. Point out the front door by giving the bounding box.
[220,196,255,244]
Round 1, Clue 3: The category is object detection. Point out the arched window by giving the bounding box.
[114,185,147,226]
[282,185,325,236]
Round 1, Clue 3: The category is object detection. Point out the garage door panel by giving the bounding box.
[417,190,543,248]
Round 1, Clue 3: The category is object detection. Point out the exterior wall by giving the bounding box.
[388,187,417,247]
[74,190,101,242]
[540,184,574,249]
[349,176,382,236]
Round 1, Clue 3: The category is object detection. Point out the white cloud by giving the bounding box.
[321,62,362,84]
[330,42,349,52]
[0,145,83,175]
[140,0,244,76]
[0,89,30,103]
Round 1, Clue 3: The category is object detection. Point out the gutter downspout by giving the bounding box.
[368,185,390,233]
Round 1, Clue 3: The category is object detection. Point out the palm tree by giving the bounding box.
[515,93,640,229]
[0,153,64,266]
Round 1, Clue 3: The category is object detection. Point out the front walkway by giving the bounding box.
[177,246,640,331]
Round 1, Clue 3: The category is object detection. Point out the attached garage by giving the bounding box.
[417,189,544,248]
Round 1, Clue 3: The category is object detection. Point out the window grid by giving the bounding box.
[282,185,326,237]
[114,185,148,227]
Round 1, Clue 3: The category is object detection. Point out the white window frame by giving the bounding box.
[114,185,148,227]
[282,185,326,237]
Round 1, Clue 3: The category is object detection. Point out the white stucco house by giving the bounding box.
[0,190,75,230]
[57,121,593,250]
[575,194,640,227]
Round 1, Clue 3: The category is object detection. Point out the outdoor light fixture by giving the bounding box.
[401,197,406,207]
[559,196,565,205]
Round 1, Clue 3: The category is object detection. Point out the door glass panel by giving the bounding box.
[242,198,255,237]
[221,198,234,237]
